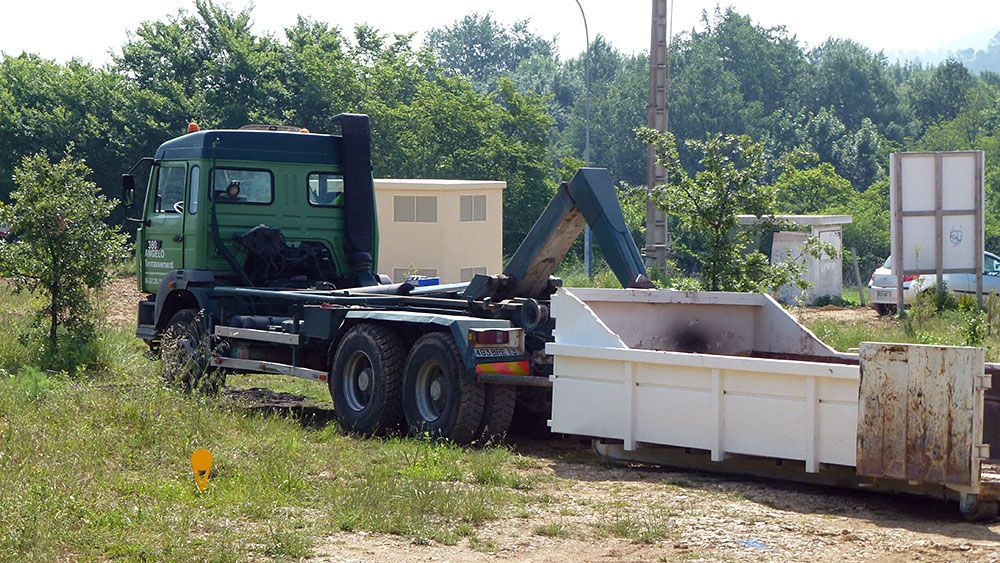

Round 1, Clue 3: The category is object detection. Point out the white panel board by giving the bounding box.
[942,153,977,211]
[900,215,937,271]
[891,151,984,276]
[942,214,977,270]
[899,155,935,213]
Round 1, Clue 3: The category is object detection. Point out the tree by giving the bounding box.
[425,13,554,92]
[827,178,890,279]
[638,128,825,292]
[838,118,886,190]
[706,7,807,114]
[0,54,151,226]
[559,36,648,185]
[803,107,847,166]
[668,39,751,169]
[808,39,905,132]
[773,162,854,214]
[116,0,290,128]
[909,60,975,126]
[0,149,127,358]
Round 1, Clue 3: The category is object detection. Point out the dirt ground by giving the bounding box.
[99,275,146,329]
[792,304,881,325]
[107,280,1000,561]
[222,388,1000,563]
[309,436,1000,562]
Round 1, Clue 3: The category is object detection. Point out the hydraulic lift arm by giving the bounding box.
[499,168,652,299]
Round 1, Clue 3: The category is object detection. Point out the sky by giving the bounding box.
[0,0,998,64]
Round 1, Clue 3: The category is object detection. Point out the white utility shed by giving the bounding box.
[738,214,852,305]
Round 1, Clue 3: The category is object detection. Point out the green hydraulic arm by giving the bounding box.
[499,167,652,299]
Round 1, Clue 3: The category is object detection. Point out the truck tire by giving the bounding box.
[161,309,223,394]
[963,500,999,522]
[329,323,406,436]
[477,384,516,443]
[402,332,485,444]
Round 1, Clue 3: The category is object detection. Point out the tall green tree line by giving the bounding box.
[1,2,999,275]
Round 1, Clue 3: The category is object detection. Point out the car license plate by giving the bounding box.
[474,347,520,358]
[875,289,893,301]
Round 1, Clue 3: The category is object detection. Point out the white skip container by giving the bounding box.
[545,287,1000,520]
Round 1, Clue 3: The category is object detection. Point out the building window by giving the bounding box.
[392,267,438,283]
[460,267,488,282]
[460,194,487,222]
[393,195,437,222]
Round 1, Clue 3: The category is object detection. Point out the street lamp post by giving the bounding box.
[574,0,593,277]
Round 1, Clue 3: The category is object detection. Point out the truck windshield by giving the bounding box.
[212,168,273,204]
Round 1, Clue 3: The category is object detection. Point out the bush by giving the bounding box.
[0,148,127,366]
[961,302,988,346]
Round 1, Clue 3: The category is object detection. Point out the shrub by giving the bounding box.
[0,148,127,367]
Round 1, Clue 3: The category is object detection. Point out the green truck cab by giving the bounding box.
[126,116,381,344]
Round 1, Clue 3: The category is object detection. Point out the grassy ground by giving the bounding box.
[806,312,966,351]
[0,287,535,561]
[0,371,534,560]
[1,275,994,560]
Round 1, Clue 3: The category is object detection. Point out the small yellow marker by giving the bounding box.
[191,449,213,492]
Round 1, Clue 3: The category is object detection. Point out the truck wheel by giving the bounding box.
[329,324,405,436]
[161,309,223,394]
[477,384,516,443]
[963,500,999,522]
[402,333,485,444]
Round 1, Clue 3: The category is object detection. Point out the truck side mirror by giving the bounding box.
[121,174,135,207]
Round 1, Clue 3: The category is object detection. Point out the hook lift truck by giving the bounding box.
[124,115,1000,519]
[123,114,651,444]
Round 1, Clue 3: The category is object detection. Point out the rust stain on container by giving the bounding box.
[857,343,984,487]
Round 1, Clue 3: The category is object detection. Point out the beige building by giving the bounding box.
[374,179,505,283]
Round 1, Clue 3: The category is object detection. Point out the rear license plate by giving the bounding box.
[875,289,893,301]
[474,347,520,358]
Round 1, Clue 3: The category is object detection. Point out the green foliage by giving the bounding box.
[1,1,999,277]
[960,300,988,347]
[827,179,891,279]
[116,0,290,128]
[909,59,975,125]
[0,149,127,363]
[639,128,830,292]
[773,162,853,213]
[808,39,905,132]
[425,13,554,92]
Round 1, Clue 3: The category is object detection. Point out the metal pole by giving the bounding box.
[644,0,670,275]
[575,0,593,278]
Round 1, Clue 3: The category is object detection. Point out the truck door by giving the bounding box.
[141,163,187,292]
